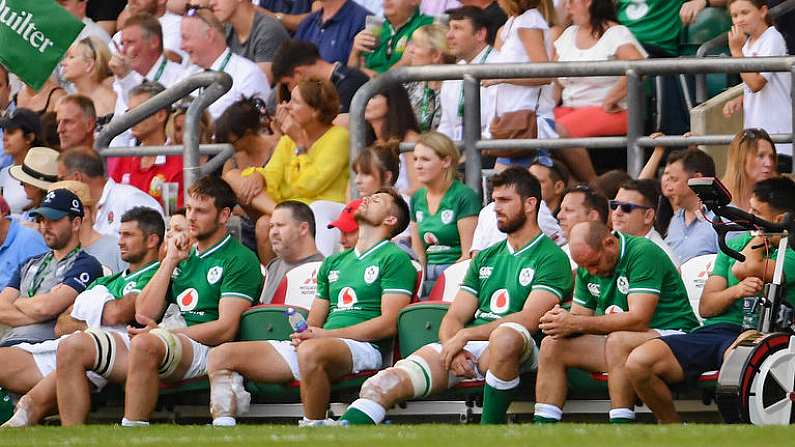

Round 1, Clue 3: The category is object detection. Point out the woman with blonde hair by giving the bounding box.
[411,131,480,296]
[404,24,450,133]
[61,36,117,122]
[485,0,557,171]
[722,128,778,212]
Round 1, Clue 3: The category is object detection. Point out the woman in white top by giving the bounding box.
[552,0,646,182]
[485,0,557,172]
[722,0,792,168]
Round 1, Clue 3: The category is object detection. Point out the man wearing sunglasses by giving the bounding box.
[611,179,679,269]
[534,220,698,424]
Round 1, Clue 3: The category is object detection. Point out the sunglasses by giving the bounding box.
[609,200,653,213]
[184,4,216,27]
[531,153,569,182]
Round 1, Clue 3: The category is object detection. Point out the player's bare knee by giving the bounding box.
[56,332,94,368]
[625,349,653,382]
[296,339,329,372]
[129,334,163,365]
[604,332,636,365]
[539,336,563,360]
[489,326,526,360]
[207,345,233,374]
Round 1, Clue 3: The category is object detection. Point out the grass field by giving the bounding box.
[2,424,795,447]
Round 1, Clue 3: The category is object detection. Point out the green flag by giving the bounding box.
[0,0,84,90]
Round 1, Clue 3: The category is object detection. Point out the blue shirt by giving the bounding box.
[664,208,719,264]
[256,0,312,14]
[295,1,369,64]
[0,218,47,289]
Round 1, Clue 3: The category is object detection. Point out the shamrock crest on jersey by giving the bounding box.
[518,267,534,287]
[440,209,454,225]
[489,289,510,314]
[415,211,424,222]
[364,266,379,284]
[616,276,629,295]
[123,281,136,295]
[177,288,199,311]
[207,266,223,285]
[337,287,358,309]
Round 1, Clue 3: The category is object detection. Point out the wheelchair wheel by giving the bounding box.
[716,332,795,425]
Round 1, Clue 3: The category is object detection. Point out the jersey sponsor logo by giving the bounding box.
[122,281,136,295]
[489,289,510,314]
[587,282,600,297]
[440,209,454,225]
[518,267,534,287]
[616,276,629,295]
[479,266,493,279]
[364,265,379,284]
[177,287,199,311]
[423,232,439,245]
[605,305,625,314]
[415,211,424,222]
[207,266,223,285]
[337,287,357,309]
[77,272,91,286]
[328,270,340,283]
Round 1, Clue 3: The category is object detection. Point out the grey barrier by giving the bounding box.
[695,0,795,103]
[351,56,795,197]
[95,72,235,200]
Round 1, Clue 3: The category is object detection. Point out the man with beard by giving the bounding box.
[0,207,164,428]
[206,188,416,427]
[339,167,573,425]
[260,200,324,304]
[0,189,103,348]
[120,176,263,427]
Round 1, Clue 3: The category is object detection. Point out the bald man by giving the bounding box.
[533,222,699,424]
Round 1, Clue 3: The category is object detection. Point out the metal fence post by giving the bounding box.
[463,74,482,198]
[626,69,644,178]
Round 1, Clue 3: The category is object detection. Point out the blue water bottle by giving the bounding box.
[286,307,308,333]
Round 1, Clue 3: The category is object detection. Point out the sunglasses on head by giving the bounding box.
[609,200,652,213]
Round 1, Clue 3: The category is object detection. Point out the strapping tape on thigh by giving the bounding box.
[84,328,118,378]
[151,328,183,378]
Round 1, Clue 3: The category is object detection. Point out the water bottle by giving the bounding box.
[286,307,308,333]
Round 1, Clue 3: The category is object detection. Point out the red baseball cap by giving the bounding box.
[327,199,362,233]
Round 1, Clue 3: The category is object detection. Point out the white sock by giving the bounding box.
[213,416,237,427]
[348,398,387,424]
[534,403,562,421]
[120,418,150,427]
[609,408,636,420]
[484,370,520,390]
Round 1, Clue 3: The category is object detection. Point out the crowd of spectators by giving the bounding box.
[0,0,793,428]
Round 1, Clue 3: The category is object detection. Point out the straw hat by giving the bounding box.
[9,146,60,190]
[47,180,95,208]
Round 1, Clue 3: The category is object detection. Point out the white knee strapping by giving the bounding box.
[84,328,118,378]
[498,322,532,362]
[150,328,183,378]
[394,356,433,398]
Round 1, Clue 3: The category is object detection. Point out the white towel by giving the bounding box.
[71,286,113,329]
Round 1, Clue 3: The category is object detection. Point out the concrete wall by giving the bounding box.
[690,84,744,177]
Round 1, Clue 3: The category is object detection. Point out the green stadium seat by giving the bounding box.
[680,7,732,55]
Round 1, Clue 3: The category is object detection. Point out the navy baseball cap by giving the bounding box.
[29,188,85,220]
[0,108,42,136]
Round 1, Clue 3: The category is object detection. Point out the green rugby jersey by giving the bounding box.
[89,261,159,299]
[411,180,481,266]
[460,233,573,327]
[573,232,699,332]
[167,235,263,326]
[317,240,417,351]
[707,232,795,326]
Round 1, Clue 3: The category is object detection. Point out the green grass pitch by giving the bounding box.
[2,424,795,447]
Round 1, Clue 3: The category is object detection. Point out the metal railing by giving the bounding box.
[350,56,795,197]
[95,72,235,200]
[694,0,795,103]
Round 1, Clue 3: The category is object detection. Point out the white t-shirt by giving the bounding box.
[193,48,272,119]
[742,26,792,156]
[437,46,497,142]
[554,25,647,109]
[470,200,565,254]
[94,179,164,237]
[0,166,29,215]
[79,17,112,44]
[487,9,556,123]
